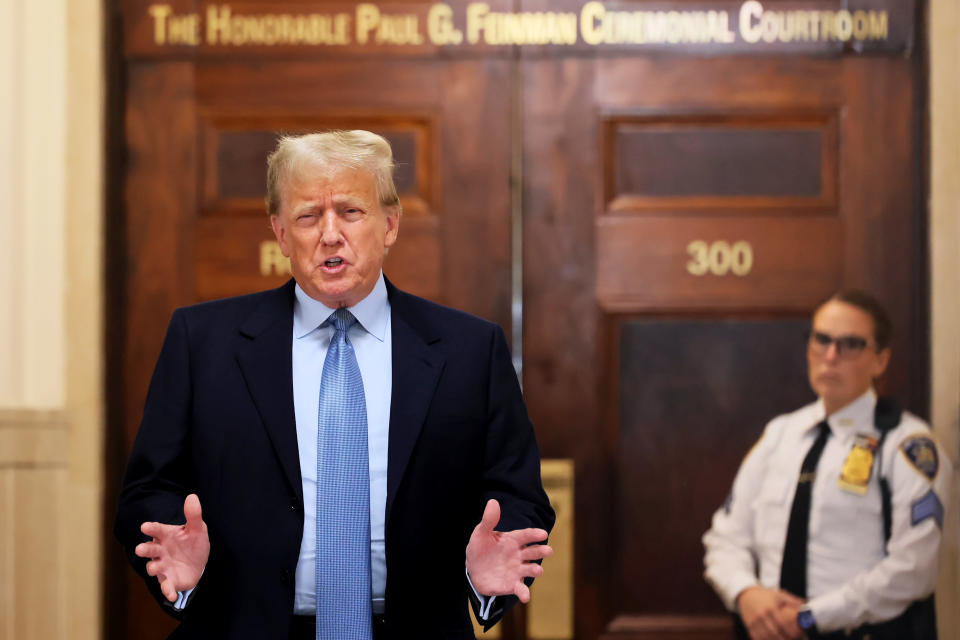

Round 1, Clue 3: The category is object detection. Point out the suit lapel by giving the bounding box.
[235,281,303,501]
[386,286,444,526]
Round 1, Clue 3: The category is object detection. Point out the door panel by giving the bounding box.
[596,216,843,310]
[116,55,514,640]
[617,318,813,612]
[521,55,921,639]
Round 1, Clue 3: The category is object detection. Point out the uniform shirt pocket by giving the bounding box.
[814,476,885,559]
[753,469,794,548]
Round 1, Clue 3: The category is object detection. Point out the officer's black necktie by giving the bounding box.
[779,420,831,598]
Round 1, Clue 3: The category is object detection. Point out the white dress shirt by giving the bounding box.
[703,389,951,633]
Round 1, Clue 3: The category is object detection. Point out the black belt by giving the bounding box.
[290,614,386,640]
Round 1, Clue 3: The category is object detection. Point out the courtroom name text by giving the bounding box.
[146,1,890,48]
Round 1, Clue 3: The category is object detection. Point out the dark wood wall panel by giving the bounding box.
[837,58,921,412]
[192,111,443,302]
[200,115,436,216]
[522,56,611,639]
[115,54,514,640]
[600,615,735,640]
[190,59,513,332]
[438,60,514,333]
[120,62,198,640]
[208,127,421,201]
[613,126,822,198]
[215,129,276,199]
[595,216,842,311]
[191,217,442,302]
[595,57,844,109]
[617,318,813,612]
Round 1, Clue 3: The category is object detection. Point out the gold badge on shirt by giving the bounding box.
[838,434,878,495]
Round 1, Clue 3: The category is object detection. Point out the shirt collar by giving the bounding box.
[810,387,877,435]
[293,272,389,341]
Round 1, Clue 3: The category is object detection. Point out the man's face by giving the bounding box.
[807,300,890,413]
[270,165,399,308]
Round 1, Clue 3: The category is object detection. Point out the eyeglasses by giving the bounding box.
[807,330,872,359]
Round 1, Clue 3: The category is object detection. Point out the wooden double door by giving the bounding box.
[109,3,924,639]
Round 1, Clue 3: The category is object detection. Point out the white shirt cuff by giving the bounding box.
[719,574,761,613]
[465,567,497,621]
[806,590,847,633]
[173,587,194,610]
[172,568,204,611]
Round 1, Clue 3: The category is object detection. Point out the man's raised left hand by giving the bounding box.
[465,499,553,602]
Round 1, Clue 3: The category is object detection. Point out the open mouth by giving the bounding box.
[320,257,347,273]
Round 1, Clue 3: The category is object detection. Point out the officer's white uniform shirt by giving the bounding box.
[703,389,951,633]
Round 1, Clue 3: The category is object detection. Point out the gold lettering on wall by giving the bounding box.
[428,4,464,45]
[466,2,578,45]
[580,2,736,45]
[739,0,888,44]
[205,5,351,46]
[686,240,753,277]
[149,5,202,45]
[144,2,892,48]
[356,4,425,45]
[259,241,292,277]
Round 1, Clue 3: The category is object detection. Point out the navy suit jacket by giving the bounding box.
[115,278,555,639]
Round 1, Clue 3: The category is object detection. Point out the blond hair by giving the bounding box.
[265,130,401,216]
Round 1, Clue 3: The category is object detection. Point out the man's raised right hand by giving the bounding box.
[135,493,210,602]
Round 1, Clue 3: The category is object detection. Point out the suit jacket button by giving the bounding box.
[290,499,300,512]
[281,569,293,584]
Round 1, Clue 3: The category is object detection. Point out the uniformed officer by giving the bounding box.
[703,291,950,640]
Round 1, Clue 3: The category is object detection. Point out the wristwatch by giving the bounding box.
[797,608,817,633]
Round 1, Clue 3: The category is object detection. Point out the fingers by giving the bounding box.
[513,581,531,603]
[135,541,163,559]
[773,604,803,640]
[742,595,790,640]
[159,576,178,602]
[746,620,765,640]
[183,493,203,531]
[478,499,501,533]
[519,563,544,579]
[520,543,553,562]
[748,616,785,640]
[756,613,791,640]
[739,586,800,640]
[770,618,794,640]
[145,560,168,581]
[140,494,204,538]
[509,527,549,546]
[776,589,805,606]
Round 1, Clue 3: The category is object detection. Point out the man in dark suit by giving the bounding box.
[115,130,555,639]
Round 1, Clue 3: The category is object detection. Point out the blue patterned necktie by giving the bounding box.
[316,308,372,640]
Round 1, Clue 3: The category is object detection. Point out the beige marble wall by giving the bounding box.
[0,0,104,638]
[930,0,960,637]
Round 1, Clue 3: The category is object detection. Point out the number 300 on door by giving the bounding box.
[686,240,754,277]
